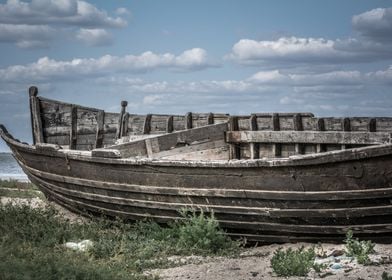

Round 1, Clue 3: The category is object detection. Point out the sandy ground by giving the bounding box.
[2,196,392,280]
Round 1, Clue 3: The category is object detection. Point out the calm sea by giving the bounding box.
[0,153,28,181]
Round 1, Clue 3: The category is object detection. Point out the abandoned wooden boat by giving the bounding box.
[1,86,392,243]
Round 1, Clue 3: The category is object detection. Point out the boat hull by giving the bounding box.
[4,133,392,243]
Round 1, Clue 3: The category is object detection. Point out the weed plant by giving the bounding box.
[382,271,392,280]
[344,230,375,265]
[270,246,323,277]
[0,204,240,279]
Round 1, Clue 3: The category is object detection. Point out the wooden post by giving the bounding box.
[95,110,105,148]
[185,112,193,129]
[368,118,377,132]
[166,116,174,133]
[69,105,78,149]
[116,101,127,139]
[29,86,44,145]
[293,114,304,155]
[207,113,214,125]
[229,116,241,160]
[342,118,351,150]
[316,118,326,153]
[121,113,129,137]
[249,114,259,159]
[143,114,152,134]
[272,113,281,157]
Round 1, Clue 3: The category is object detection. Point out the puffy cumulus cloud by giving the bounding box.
[352,7,392,42]
[76,28,112,46]
[0,23,54,48]
[248,70,362,86]
[115,7,130,16]
[0,48,215,82]
[229,7,392,67]
[229,37,392,66]
[0,0,127,48]
[0,0,126,28]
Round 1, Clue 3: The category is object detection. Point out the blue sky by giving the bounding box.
[1,0,392,152]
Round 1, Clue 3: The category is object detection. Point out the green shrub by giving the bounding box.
[174,209,240,255]
[344,230,375,265]
[0,204,240,279]
[270,246,322,277]
[382,271,392,280]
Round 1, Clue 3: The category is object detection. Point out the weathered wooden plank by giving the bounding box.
[207,113,214,125]
[23,162,392,202]
[185,112,193,129]
[228,116,240,160]
[226,130,391,145]
[317,118,326,153]
[249,114,259,159]
[69,105,77,149]
[95,110,105,148]
[166,116,174,133]
[272,113,281,157]
[294,114,304,155]
[342,117,351,150]
[29,87,44,144]
[369,118,377,132]
[143,114,152,134]
[116,101,127,139]
[109,122,229,158]
[121,113,129,137]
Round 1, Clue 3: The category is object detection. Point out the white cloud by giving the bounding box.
[228,36,392,66]
[115,7,130,16]
[0,0,126,28]
[352,7,392,42]
[0,23,54,48]
[0,0,127,48]
[76,28,112,46]
[0,48,215,82]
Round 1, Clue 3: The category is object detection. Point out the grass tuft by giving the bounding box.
[0,203,240,279]
[344,230,375,265]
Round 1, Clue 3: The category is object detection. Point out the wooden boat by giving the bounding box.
[1,86,392,243]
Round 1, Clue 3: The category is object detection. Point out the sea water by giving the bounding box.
[0,153,28,181]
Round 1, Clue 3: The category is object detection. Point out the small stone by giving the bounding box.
[250,271,259,277]
[328,249,345,257]
[330,263,343,270]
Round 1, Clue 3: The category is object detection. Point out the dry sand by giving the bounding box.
[2,196,392,280]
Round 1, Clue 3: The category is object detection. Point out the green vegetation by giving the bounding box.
[0,203,240,280]
[344,230,375,265]
[0,179,44,199]
[382,272,392,280]
[270,246,323,277]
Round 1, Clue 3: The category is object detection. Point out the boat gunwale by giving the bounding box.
[2,124,392,168]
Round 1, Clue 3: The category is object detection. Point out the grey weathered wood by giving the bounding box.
[342,117,351,150]
[121,113,129,137]
[317,118,326,153]
[226,130,392,145]
[91,149,121,158]
[293,114,304,154]
[116,101,127,139]
[272,113,281,157]
[69,105,77,149]
[207,113,214,125]
[143,114,152,134]
[185,112,193,129]
[369,118,377,132]
[228,116,240,160]
[249,114,259,159]
[95,110,104,148]
[166,116,174,133]
[109,122,229,158]
[29,87,44,144]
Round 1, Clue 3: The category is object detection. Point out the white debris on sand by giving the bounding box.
[148,243,392,280]
[64,240,94,252]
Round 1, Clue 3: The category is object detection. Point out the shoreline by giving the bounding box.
[0,174,29,182]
